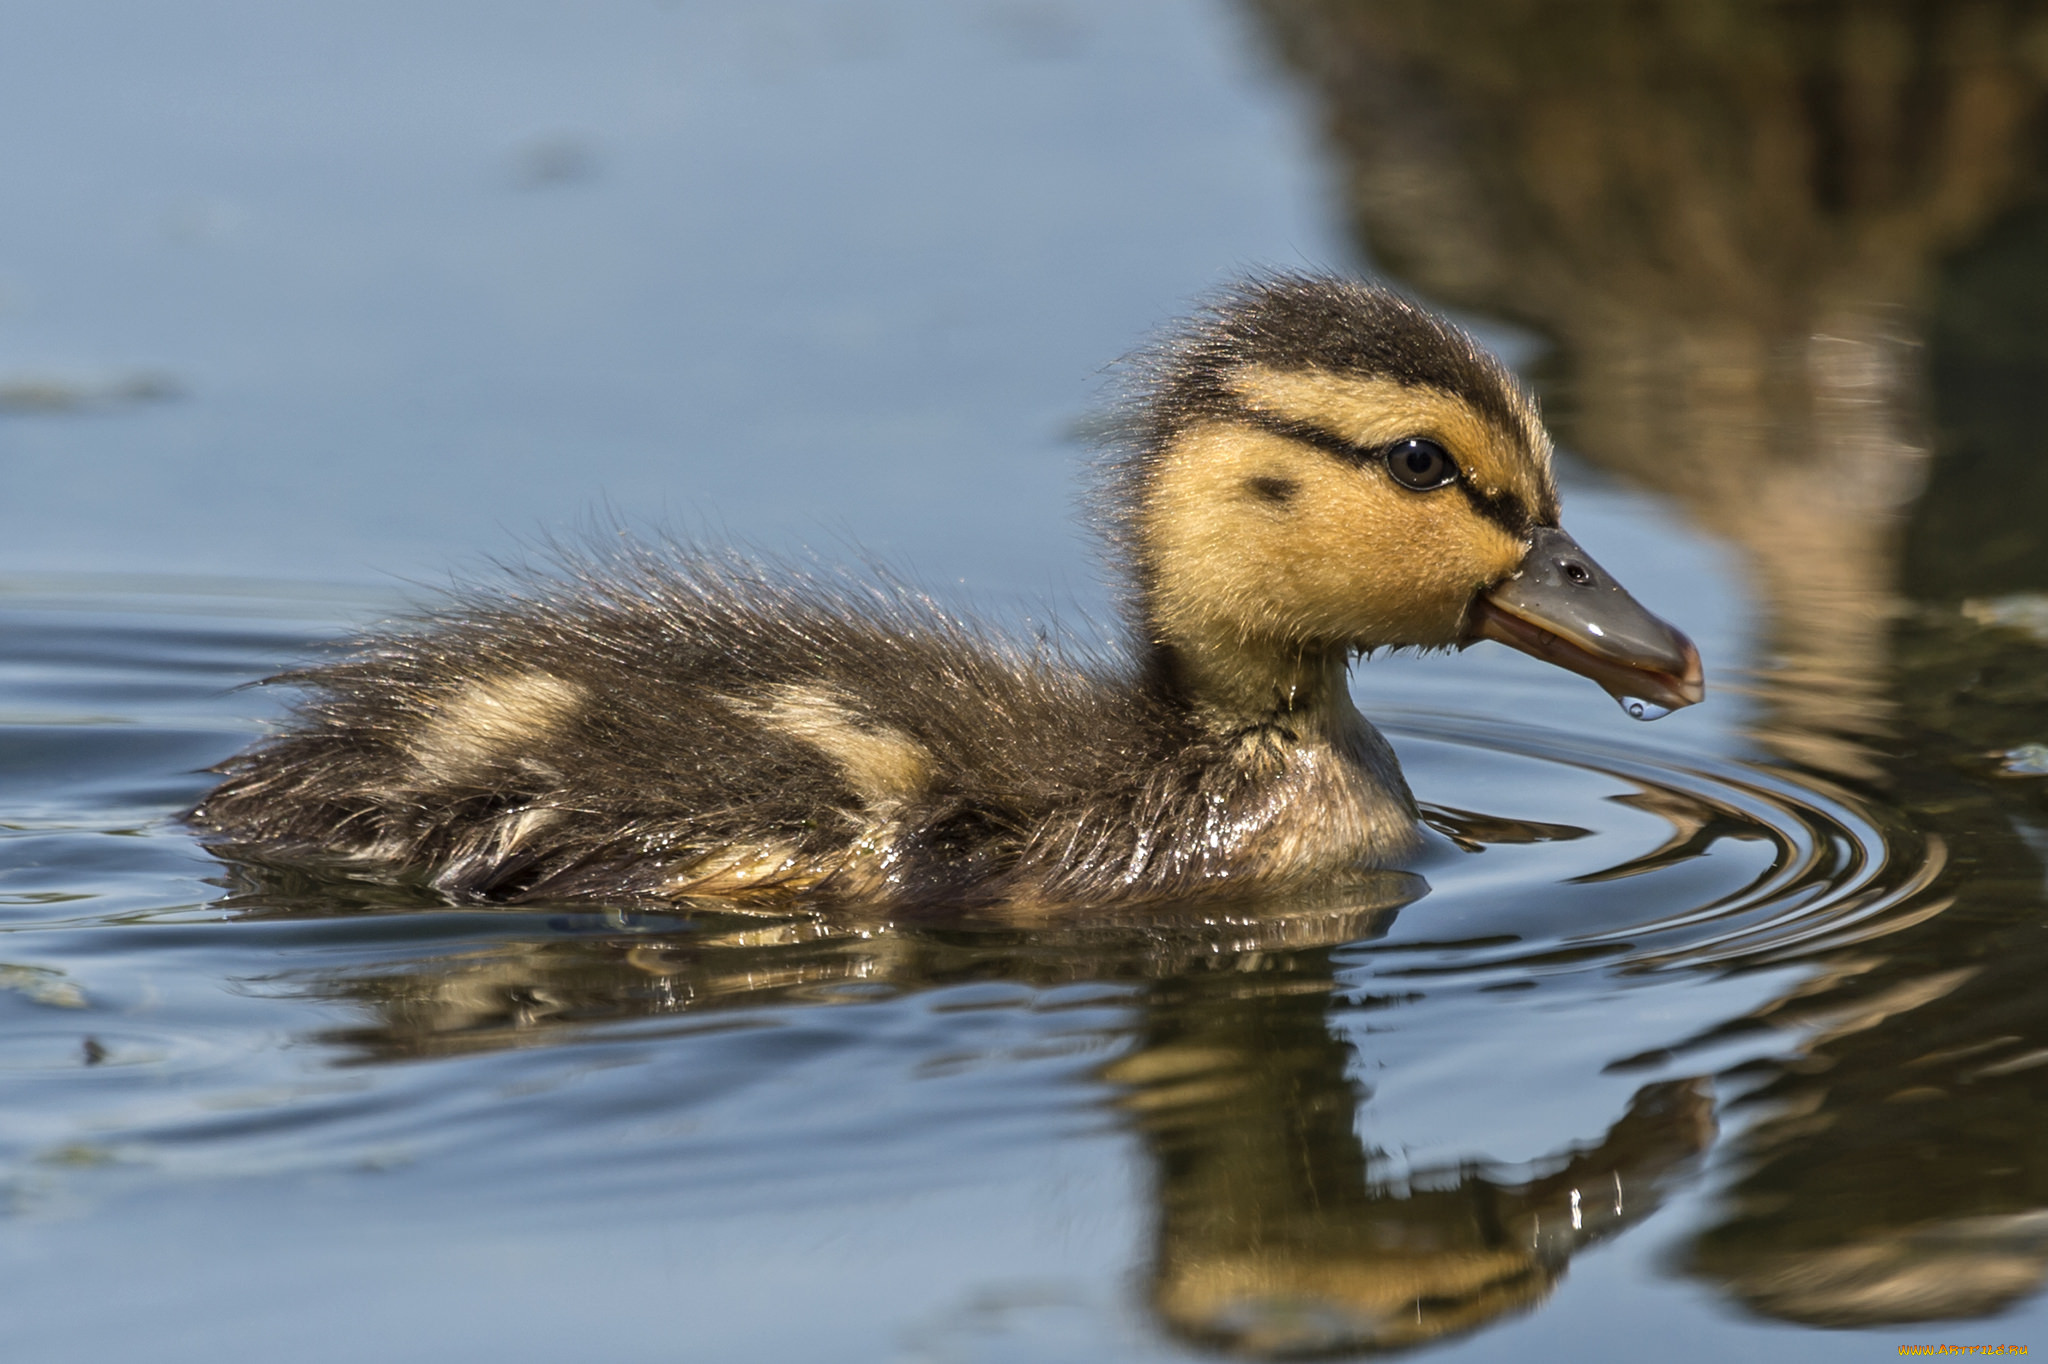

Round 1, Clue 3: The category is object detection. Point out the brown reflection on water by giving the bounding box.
[1123,978,1710,1354]
[1248,0,2048,1331]
[223,870,1710,1355]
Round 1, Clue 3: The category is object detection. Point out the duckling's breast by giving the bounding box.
[1221,721,1421,883]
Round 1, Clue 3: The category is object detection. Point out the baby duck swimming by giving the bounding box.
[191,275,1702,907]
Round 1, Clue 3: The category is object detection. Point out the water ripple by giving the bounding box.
[1378,710,1947,976]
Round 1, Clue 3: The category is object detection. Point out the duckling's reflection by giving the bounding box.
[219,866,1711,1355]
[1121,972,1711,1355]
[1243,0,2048,1329]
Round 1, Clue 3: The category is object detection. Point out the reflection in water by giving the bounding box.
[1126,984,1710,1355]
[1247,0,2048,1331]
[204,701,1941,1354]
[222,863,1712,1356]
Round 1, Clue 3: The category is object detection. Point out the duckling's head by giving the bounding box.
[1112,274,1701,721]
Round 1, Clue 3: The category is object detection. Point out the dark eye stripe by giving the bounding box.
[1458,483,1536,537]
[1231,410,1535,537]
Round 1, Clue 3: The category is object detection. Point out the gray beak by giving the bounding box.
[1466,527,1704,719]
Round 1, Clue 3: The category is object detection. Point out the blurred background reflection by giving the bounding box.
[1247,0,2048,1330]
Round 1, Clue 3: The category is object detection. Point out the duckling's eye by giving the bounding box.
[1385,437,1458,491]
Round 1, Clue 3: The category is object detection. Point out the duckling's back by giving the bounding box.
[193,549,1413,907]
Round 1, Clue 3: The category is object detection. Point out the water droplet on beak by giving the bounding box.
[1620,696,1672,722]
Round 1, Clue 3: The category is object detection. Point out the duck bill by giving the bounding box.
[1467,527,1704,716]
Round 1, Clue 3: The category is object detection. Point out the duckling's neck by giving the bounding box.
[1148,632,1363,745]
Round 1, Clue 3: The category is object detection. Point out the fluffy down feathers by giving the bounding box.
[192,546,1416,907]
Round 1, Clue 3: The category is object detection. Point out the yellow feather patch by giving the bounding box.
[662,840,817,898]
[409,672,587,785]
[745,684,934,809]
[1131,363,1556,716]
[1140,421,1525,669]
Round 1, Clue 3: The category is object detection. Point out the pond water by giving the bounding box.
[5,2,2048,1361]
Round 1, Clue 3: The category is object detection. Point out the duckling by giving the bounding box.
[189,274,1702,908]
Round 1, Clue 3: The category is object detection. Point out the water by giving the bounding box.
[0,579,1942,1361]
[5,2,2048,1361]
